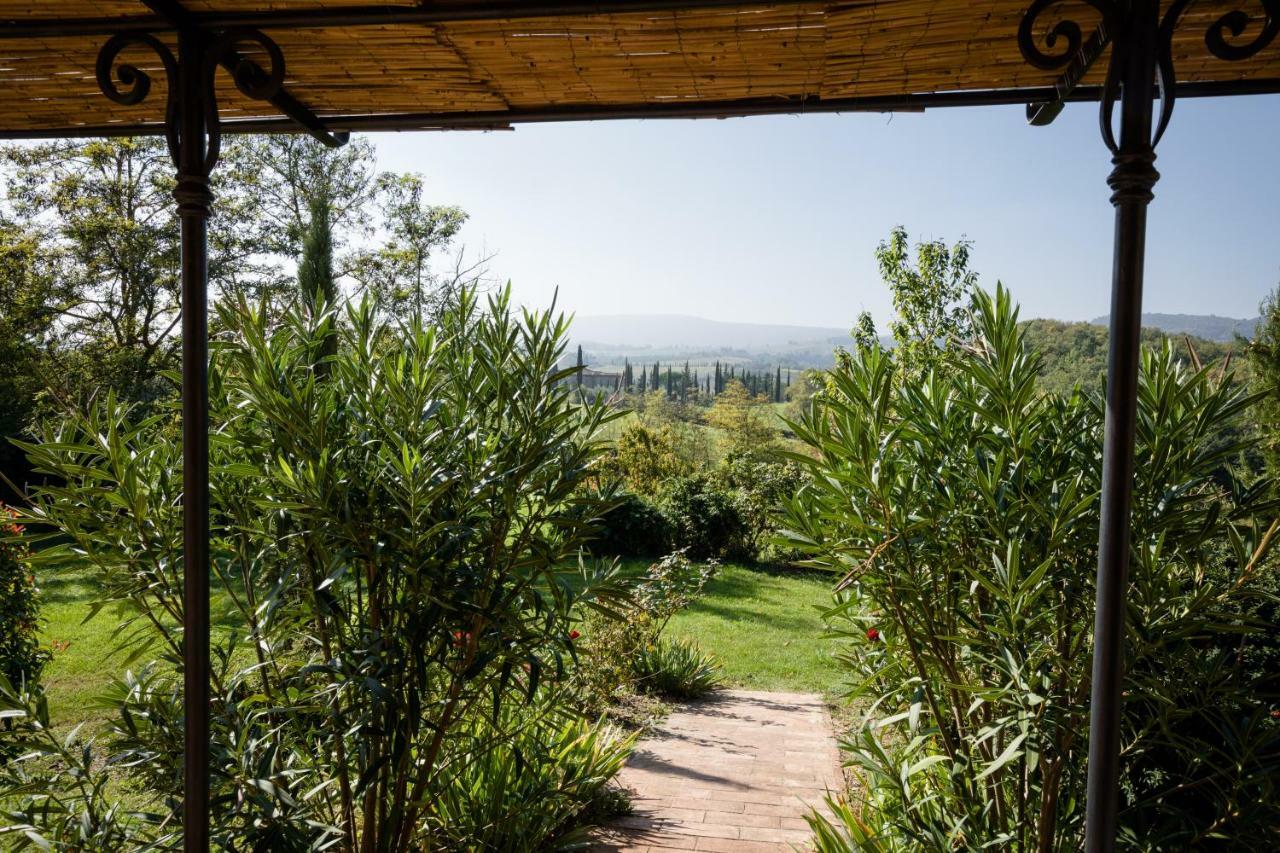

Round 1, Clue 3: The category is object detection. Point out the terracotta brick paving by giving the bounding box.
[591,690,844,852]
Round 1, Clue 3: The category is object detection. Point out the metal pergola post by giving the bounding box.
[174,26,214,853]
[1088,2,1160,847]
[91,8,348,850]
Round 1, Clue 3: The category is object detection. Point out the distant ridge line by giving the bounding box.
[1089,313,1261,343]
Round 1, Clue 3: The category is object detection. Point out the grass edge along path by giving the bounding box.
[616,559,844,696]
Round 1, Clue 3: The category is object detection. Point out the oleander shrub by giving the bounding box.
[4,288,632,850]
[784,286,1280,850]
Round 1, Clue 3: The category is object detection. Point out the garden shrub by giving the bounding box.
[421,695,636,851]
[631,638,723,699]
[784,286,1280,850]
[575,551,722,707]
[604,421,690,496]
[716,451,807,561]
[5,288,631,850]
[659,474,747,560]
[0,506,45,695]
[591,491,671,557]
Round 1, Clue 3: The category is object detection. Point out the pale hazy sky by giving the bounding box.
[372,94,1280,330]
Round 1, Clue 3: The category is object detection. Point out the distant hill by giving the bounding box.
[1026,319,1238,395]
[1090,313,1260,342]
[570,314,850,351]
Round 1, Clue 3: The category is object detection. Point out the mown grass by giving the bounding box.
[36,557,843,738]
[36,564,245,732]
[35,565,121,729]
[615,558,844,695]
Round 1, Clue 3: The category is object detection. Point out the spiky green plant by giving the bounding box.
[784,285,1280,850]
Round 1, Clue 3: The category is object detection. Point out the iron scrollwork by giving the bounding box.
[95,26,294,173]
[1019,0,1279,151]
[95,32,181,163]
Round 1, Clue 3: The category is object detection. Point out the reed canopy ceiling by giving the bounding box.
[2,0,1279,137]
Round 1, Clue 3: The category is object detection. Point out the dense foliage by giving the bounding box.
[1022,318,1236,396]
[2,288,633,850]
[0,137,467,499]
[1247,285,1280,489]
[785,286,1280,850]
[575,551,723,709]
[0,506,46,704]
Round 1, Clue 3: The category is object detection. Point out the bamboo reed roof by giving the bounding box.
[2,1,1278,137]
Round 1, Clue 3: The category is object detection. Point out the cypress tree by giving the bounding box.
[576,344,584,387]
[298,187,337,377]
[776,366,783,402]
[666,366,673,397]
[652,362,660,392]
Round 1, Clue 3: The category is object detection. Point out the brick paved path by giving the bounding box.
[591,690,844,852]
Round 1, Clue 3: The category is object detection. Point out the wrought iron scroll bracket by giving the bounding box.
[95,26,347,181]
[1019,0,1280,151]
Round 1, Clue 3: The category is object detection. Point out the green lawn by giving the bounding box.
[36,557,845,736]
[35,566,123,729]
[36,565,247,731]
[618,559,845,695]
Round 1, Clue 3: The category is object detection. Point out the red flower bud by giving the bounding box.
[569,630,581,640]
[1271,709,1280,720]
[866,628,880,642]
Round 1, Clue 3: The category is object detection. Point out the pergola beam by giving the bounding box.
[4,77,1277,141]
[6,0,826,39]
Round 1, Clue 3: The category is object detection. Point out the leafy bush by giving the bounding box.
[659,474,746,560]
[603,421,691,496]
[0,678,139,849]
[784,286,1280,849]
[716,452,807,560]
[631,638,723,699]
[575,551,721,707]
[591,491,671,557]
[634,549,719,628]
[422,697,636,851]
[0,507,46,696]
[7,288,630,849]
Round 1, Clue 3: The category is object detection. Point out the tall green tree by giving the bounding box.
[223,135,379,260]
[0,217,65,497]
[0,138,276,405]
[349,173,468,318]
[874,225,978,374]
[297,188,338,375]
